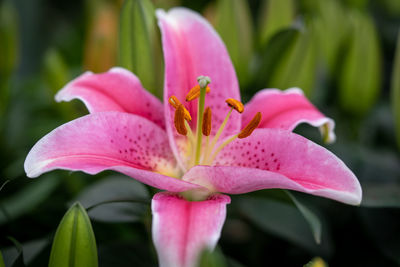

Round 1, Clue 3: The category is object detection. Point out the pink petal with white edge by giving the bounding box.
[242,88,336,143]
[24,111,203,192]
[157,8,241,167]
[152,192,230,267]
[183,129,361,205]
[55,67,165,129]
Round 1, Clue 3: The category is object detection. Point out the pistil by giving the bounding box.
[192,76,211,165]
[170,77,261,170]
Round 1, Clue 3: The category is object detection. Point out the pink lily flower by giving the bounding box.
[24,8,361,267]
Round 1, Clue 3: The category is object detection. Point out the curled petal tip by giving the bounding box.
[155,9,167,20]
[286,87,304,95]
[320,119,336,144]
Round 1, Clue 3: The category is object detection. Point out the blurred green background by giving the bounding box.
[1,0,400,266]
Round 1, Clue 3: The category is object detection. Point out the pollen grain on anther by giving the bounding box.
[238,112,262,139]
[202,107,212,136]
[225,98,244,113]
[168,95,181,108]
[169,95,192,121]
[185,84,211,102]
[174,105,188,136]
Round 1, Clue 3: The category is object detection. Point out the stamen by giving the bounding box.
[202,107,212,136]
[186,84,211,102]
[204,98,242,159]
[174,105,188,135]
[207,112,261,164]
[168,95,181,108]
[184,120,195,143]
[208,108,233,152]
[238,112,262,139]
[169,95,192,121]
[201,107,233,164]
[225,98,244,113]
[207,134,238,164]
[184,120,196,168]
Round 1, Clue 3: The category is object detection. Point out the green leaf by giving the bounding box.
[362,183,400,208]
[254,190,322,244]
[199,247,227,267]
[286,191,322,244]
[87,202,147,223]
[215,0,253,86]
[360,208,400,264]
[338,11,381,116]
[97,241,156,266]
[237,196,331,255]
[380,0,400,17]
[304,257,328,267]
[258,0,295,48]
[0,175,61,225]
[3,237,25,267]
[329,141,400,208]
[341,0,368,9]
[268,25,318,97]
[391,31,400,150]
[1,238,48,266]
[42,48,78,120]
[0,1,18,118]
[49,202,98,267]
[43,49,69,93]
[73,175,149,223]
[118,0,162,97]
[0,251,3,267]
[0,1,18,78]
[252,28,300,91]
[0,180,9,192]
[309,0,349,75]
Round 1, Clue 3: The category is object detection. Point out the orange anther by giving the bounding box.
[186,84,211,102]
[202,107,212,136]
[174,105,188,135]
[238,112,261,139]
[168,95,181,109]
[225,98,244,113]
[169,95,192,121]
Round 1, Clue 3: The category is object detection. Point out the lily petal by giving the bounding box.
[55,67,165,129]
[25,111,202,192]
[183,129,362,205]
[242,88,336,143]
[152,192,230,267]
[157,8,241,167]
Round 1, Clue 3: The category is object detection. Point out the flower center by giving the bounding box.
[169,76,261,170]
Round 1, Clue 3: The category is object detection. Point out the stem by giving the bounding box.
[195,86,207,165]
